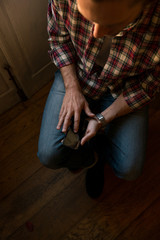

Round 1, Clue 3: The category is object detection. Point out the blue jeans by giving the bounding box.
[37,70,148,180]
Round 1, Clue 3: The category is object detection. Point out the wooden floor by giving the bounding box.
[0,80,160,240]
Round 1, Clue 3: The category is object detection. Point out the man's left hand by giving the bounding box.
[81,118,101,145]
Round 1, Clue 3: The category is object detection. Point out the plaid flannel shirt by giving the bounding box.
[47,0,160,109]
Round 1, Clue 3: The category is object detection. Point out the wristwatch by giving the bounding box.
[95,113,106,128]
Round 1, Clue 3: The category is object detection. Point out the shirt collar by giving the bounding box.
[115,12,143,37]
[115,3,152,37]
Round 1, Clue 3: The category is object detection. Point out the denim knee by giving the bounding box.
[37,143,65,170]
[112,153,145,181]
[116,167,143,181]
[108,138,146,181]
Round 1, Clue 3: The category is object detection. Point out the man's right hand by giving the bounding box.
[56,87,95,133]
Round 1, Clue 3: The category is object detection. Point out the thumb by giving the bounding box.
[81,132,90,146]
[84,103,95,118]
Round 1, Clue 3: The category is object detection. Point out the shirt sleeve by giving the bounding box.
[123,63,160,110]
[47,0,76,68]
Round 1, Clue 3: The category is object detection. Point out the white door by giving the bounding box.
[0,0,56,114]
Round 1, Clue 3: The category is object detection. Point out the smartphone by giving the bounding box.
[62,115,88,150]
[61,128,80,150]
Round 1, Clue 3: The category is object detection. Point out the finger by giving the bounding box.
[57,112,66,130]
[81,131,95,146]
[81,134,90,146]
[57,106,65,129]
[74,111,80,133]
[84,103,95,118]
[62,113,72,132]
[59,106,64,118]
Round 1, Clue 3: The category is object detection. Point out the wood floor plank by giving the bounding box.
[0,103,27,129]
[0,135,41,200]
[0,80,53,130]
[0,81,53,199]
[0,168,80,240]
[0,80,54,162]
[0,95,46,162]
[115,197,160,240]
[62,152,160,240]
[7,173,93,240]
[6,166,120,240]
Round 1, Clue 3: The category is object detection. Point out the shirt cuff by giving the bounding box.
[48,43,76,68]
[123,86,151,110]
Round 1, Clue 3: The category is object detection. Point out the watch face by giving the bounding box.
[96,113,105,127]
[99,115,104,121]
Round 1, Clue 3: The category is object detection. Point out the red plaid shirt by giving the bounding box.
[48,0,160,109]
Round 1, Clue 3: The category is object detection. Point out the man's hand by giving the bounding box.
[81,93,133,145]
[56,88,95,133]
[81,118,101,146]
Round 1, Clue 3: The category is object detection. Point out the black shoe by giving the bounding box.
[85,153,105,199]
[68,154,98,174]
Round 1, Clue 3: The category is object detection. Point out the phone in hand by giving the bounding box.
[62,116,88,150]
[61,127,80,149]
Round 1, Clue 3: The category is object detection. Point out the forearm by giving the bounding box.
[101,93,133,124]
[60,64,81,91]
